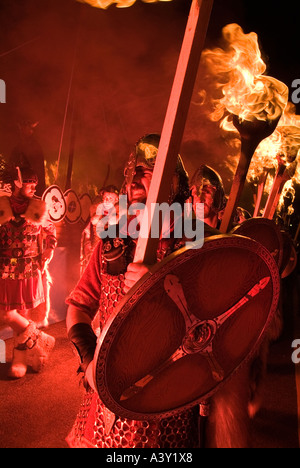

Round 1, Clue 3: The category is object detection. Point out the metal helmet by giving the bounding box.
[190,164,226,212]
[122,133,190,205]
[19,167,39,184]
[0,157,38,190]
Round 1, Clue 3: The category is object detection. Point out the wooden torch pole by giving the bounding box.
[253,169,269,218]
[263,157,289,220]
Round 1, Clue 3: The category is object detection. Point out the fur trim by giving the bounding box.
[24,198,47,225]
[0,196,14,225]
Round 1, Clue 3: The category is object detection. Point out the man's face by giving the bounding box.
[192,179,217,218]
[128,166,153,205]
[20,182,37,199]
[102,192,118,210]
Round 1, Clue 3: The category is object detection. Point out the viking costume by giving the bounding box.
[66,135,208,448]
[67,239,202,448]
[80,185,119,276]
[0,164,57,378]
[190,164,226,230]
[0,190,56,312]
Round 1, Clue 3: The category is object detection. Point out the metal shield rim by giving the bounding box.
[231,217,284,271]
[94,234,281,420]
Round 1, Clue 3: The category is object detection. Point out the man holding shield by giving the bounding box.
[65,134,205,448]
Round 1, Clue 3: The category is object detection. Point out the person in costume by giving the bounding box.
[66,137,266,449]
[0,164,56,379]
[65,134,203,449]
[80,185,119,276]
[189,164,261,447]
[190,164,226,230]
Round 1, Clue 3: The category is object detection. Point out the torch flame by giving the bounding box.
[248,102,300,185]
[200,23,288,124]
[277,179,295,216]
[77,0,172,9]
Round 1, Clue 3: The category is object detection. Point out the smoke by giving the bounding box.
[0,0,298,201]
[0,0,189,194]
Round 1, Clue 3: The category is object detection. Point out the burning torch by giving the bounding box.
[262,122,300,220]
[199,23,289,233]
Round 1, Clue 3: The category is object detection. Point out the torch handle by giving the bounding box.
[220,140,255,233]
[253,170,269,218]
[263,164,289,220]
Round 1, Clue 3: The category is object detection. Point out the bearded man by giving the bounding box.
[65,134,204,449]
[190,164,226,230]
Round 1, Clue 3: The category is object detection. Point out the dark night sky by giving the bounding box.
[0,0,299,205]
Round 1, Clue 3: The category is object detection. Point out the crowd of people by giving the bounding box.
[0,132,298,448]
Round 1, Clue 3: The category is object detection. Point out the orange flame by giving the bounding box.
[278,179,295,216]
[248,102,300,184]
[77,0,172,9]
[200,24,288,124]
[247,131,282,183]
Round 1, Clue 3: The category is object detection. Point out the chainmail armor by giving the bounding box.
[67,250,199,448]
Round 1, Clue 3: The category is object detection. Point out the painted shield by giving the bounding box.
[42,185,66,223]
[231,218,284,270]
[94,235,280,420]
[64,189,82,224]
[80,193,92,224]
[280,231,298,279]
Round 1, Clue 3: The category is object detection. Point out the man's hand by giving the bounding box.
[124,263,151,294]
[85,360,96,391]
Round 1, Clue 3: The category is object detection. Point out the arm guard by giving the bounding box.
[68,323,97,374]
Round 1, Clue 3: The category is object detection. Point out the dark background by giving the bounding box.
[0,0,299,205]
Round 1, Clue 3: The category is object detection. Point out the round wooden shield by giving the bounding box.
[80,193,92,224]
[64,189,82,224]
[231,218,284,270]
[280,231,298,279]
[94,235,280,420]
[42,185,66,223]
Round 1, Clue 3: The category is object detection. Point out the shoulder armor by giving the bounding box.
[24,198,47,225]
